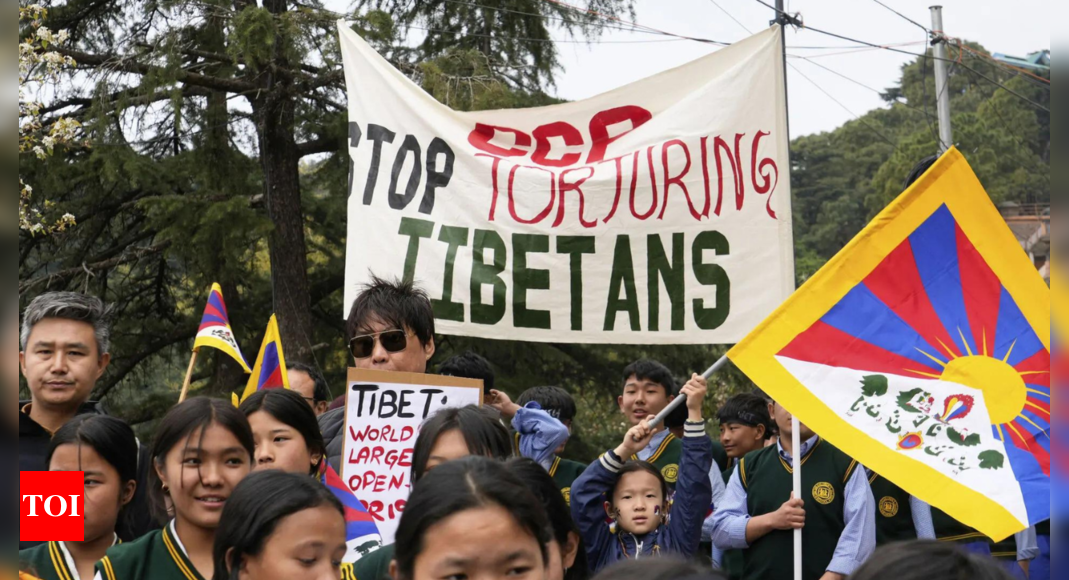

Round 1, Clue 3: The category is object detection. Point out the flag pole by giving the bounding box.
[644,355,729,430]
[178,350,198,404]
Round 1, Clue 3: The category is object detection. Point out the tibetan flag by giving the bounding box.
[729,147,1049,542]
[193,284,251,373]
[241,315,290,402]
[322,464,383,563]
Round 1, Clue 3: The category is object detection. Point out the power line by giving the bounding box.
[868,0,929,33]
[750,0,1050,114]
[707,0,754,34]
[789,54,938,124]
[407,24,689,44]
[787,61,898,149]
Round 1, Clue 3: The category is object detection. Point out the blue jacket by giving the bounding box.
[571,421,713,573]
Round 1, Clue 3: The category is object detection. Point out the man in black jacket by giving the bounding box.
[18,292,157,548]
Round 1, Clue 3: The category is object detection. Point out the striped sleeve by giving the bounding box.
[684,420,707,439]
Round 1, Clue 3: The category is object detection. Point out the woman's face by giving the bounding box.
[248,411,318,475]
[157,423,251,530]
[423,429,472,473]
[238,505,347,580]
[50,443,135,544]
[406,505,546,580]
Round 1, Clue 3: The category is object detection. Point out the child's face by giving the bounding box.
[554,419,573,456]
[50,443,134,545]
[719,422,765,459]
[618,376,671,426]
[607,470,665,536]
[772,403,815,442]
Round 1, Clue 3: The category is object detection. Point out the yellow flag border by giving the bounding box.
[241,314,291,401]
[728,147,1049,541]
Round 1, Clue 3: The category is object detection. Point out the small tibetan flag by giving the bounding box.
[322,464,383,563]
[240,315,290,402]
[729,147,1050,542]
[193,284,251,373]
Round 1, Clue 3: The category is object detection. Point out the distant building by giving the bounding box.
[999,202,1050,282]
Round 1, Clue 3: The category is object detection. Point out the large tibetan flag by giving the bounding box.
[193,284,251,373]
[240,315,290,402]
[322,464,383,563]
[729,147,1049,541]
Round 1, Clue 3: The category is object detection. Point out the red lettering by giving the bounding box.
[659,139,702,220]
[401,426,415,442]
[365,500,385,522]
[701,136,713,218]
[712,136,739,217]
[750,131,779,218]
[554,167,597,228]
[630,147,658,220]
[508,164,557,225]
[390,474,405,491]
[532,122,584,167]
[733,133,746,210]
[477,153,504,221]
[587,106,653,164]
[468,123,531,157]
[600,155,629,224]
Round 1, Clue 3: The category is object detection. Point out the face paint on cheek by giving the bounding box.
[654,506,661,516]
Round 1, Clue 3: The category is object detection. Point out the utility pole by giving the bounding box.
[930,6,954,152]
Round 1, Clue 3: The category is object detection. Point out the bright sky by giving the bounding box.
[549,0,1049,138]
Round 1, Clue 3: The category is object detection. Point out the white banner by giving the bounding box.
[341,369,483,544]
[341,23,794,344]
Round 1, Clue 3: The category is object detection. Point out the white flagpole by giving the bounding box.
[792,416,802,580]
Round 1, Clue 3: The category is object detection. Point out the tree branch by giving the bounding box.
[19,242,172,294]
[57,47,258,94]
[93,324,198,399]
[297,136,344,157]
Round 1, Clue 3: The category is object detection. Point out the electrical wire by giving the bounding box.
[868,0,929,33]
[707,0,754,34]
[957,43,1050,86]
[539,0,731,45]
[406,23,689,44]
[750,0,1050,114]
[789,54,938,124]
[787,61,898,149]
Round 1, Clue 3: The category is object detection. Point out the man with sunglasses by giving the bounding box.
[319,276,437,470]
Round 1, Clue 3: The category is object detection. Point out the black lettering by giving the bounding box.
[421,137,455,214]
[420,389,445,419]
[350,384,380,418]
[388,135,423,210]
[347,122,363,199]
[363,124,396,205]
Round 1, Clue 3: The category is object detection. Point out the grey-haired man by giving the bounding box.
[18,292,112,472]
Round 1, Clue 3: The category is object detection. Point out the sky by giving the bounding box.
[547,0,1049,138]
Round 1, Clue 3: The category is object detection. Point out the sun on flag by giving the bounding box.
[239,315,290,403]
[322,464,383,563]
[193,284,251,373]
[728,147,1049,542]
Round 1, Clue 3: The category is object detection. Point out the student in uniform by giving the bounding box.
[572,375,713,573]
[212,471,348,580]
[1032,520,1050,580]
[615,360,687,489]
[95,398,255,580]
[489,386,586,504]
[507,458,588,580]
[390,456,552,580]
[351,405,513,580]
[848,541,1013,580]
[239,389,325,476]
[20,416,138,580]
[711,400,876,580]
[704,393,775,578]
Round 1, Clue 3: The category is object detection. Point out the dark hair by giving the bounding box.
[394,457,552,580]
[903,155,940,190]
[507,458,588,580]
[287,362,331,403]
[609,462,669,507]
[47,415,139,536]
[516,387,577,423]
[149,397,255,523]
[621,360,677,397]
[212,471,344,580]
[48,414,139,483]
[411,405,512,483]
[438,351,495,394]
[592,558,726,580]
[663,382,688,430]
[850,541,1014,580]
[346,276,435,348]
[717,393,774,440]
[239,389,326,475]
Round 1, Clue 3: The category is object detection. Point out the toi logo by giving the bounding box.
[20,471,85,542]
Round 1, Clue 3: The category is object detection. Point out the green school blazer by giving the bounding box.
[94,524,204,580]
[21,538,119,580]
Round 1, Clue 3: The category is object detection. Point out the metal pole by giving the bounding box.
[930,6,954,152]
[645,355,729,429]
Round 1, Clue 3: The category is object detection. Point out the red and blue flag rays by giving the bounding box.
[199,288,232,332]
[255,341,285,390]
[778,204,1050,521]
[322,465,382,548]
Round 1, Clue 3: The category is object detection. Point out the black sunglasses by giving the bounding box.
[349,329,410,359]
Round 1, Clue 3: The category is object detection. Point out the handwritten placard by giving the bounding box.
[341,368,483,543]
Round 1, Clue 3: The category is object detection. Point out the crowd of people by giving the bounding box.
[14,280,1049,580]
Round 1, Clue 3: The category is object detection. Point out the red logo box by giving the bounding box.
[20,472,85,543]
